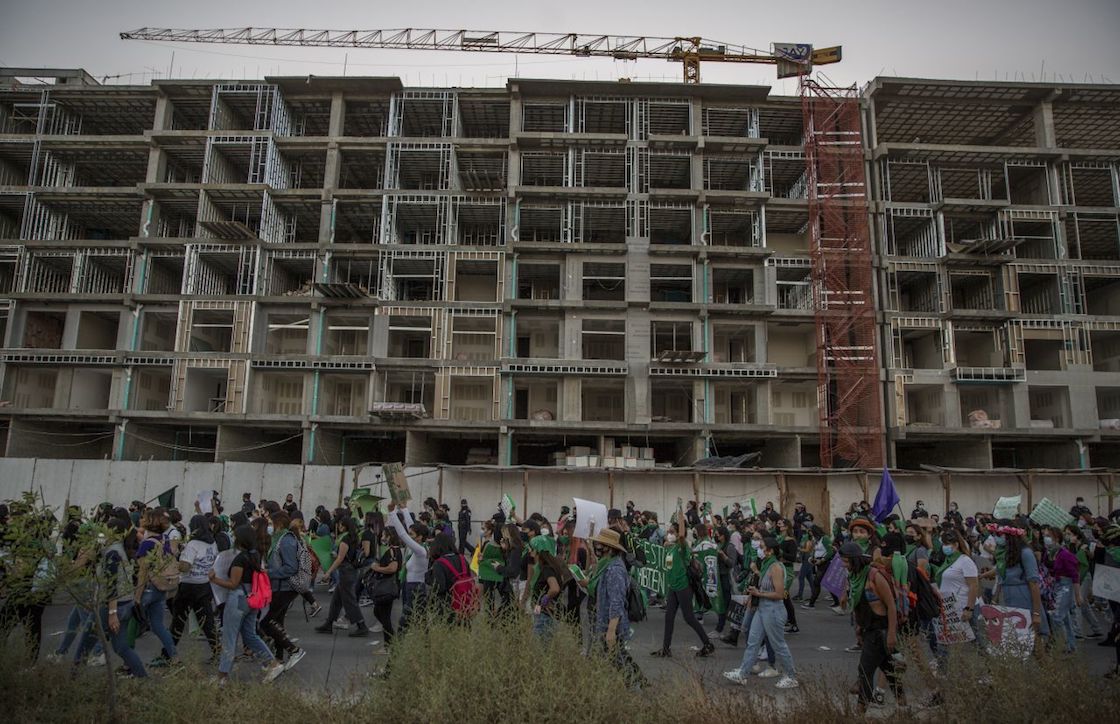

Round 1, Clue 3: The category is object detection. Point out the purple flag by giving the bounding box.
[820,555,848,599]
[871,469,900,523]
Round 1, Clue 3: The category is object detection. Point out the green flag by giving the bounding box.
[478,541,506,584]
[692,537,724,614]
[350,493,383,518]
[155,486,177,509]
[308,534,334,570]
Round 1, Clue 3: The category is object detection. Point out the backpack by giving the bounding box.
[870,562,907,623]
[289,535,314,594]
[150,537,181,596]
[247,567,273,610]
[437,554,479,619]
[626,577,647,622]
[908,562,943,622]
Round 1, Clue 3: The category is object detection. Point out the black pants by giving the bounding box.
[482,580,504,613]
[809,562,839,606]
[715,573,732,632]
[169,581,219,655]
[858,627,902,705]
[326,565,366,629]
[260,589,299,657]
[783,595,798,628]
[603,639,646,688]
[0,600,45,661]
[458,526,474,555]
[662,587,710,651]
[372,600,395,645]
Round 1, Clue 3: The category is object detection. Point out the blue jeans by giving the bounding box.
[56,606,102,657]
[533,612,555,638]
[399,581,425,629]
[219,588,275,674]
[74,602,145,677]
[738,600,795,677]
[796,557,813,598]
[1051,579,1076,653]
[738,606,775,665]
[139,587,177,659]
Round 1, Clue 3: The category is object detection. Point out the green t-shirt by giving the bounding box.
[663,539,691,592]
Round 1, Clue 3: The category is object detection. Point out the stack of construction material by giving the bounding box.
[549,439,656,468]
[968,409,1002,429]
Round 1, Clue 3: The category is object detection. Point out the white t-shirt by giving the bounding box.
[936,554,978,613]
[179,538,218,585]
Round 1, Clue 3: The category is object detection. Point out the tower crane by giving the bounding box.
[120,27,840,84]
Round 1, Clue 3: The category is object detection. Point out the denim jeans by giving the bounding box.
[1072,574,1102,637]
[399,581,426,629]
[737,600,794,677]
[74,601,145,677]
[219,588,276,675]
[533,612,555,638]
[737,606,775,665]
[139,587,178,659]
[56,606,102,657]
[1051,578,1077,653]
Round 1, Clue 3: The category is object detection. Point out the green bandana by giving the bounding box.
[905,543,916,557]
[995,542,1009,578]
[934,550,961,586]
[847,562,870,612]
[855,538,870,554]
[586,556,612,600]
[758,555,778,587]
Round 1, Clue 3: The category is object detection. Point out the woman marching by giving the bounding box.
[840,540,904,713]
[722,536,799,689]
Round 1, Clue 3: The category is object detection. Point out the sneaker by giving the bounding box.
[786,625,800,634]
[307,602,322,618]
[845,644,862,653]
[650,649,672,658]
[349,627,370,638]
[801,602,815,609]
[148,656,170,668]
[776,676,800,689]
[359,597,374,608]
[723,669,747,685]
[314,623,333,634]
[758,666,780,678]
[284,649,306,671]
[262,662,285,684]
[720,635,738,645]
[88,653,106,667]
[708,630,723,638]
[327,585,337,594]
[333,618,350,629]
[750,662,766,674]
[830,605,845,615]
[695,642,715,657]
[369,623,383,633]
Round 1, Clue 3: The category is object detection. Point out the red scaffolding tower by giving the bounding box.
[801,79,885,468]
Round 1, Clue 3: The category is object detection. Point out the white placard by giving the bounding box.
[210,549,236,608]
[197,490,213,515]
[572,497,609,540]
[992,495,1020,519]
[1092,564,1120,603]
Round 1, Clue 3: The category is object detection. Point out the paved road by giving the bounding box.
[32,585,1117,695]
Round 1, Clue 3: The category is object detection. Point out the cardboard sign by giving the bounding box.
[1092,564,1120,603]
[820,555,848,599]
[1029,497,1074,529]
[978,604,1034,657]
[992,495,1021,520]
[382,463,411,506]
[934,594,976,645]
[210,549,236,608]
[572,497,609,540]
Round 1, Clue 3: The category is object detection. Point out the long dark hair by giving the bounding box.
[337,515,359,544]
[233,524,261,570]
[428,532,457,560]
[1004,531,1026,570]
[189,514,215,545]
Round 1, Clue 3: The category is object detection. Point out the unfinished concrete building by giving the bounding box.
[0,68,1117,469]
[869,78,1120,469]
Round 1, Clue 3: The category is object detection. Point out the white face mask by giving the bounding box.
[267,525,274,535]
[752,540,763,554]
[540,527,551,536]
[665,534,677,544]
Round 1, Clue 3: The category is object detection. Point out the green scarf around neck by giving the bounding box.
[847,561,870,612]
[934,550,961,586]
[995,544,1009,578]
[757,554,778,590]
[586,556,613,599]
[854,538,870,554]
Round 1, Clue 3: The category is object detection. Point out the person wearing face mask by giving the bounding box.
[652,510,714,658]
[386,503,431,629]
[259,511,306,669]
[366,527,402,647]
[990,522,1048,639]
[723,536,799,690]
[839,541,903,712]
[315,514,370,637]
[1064,525,1103,639]
[945,502,963,528]
[590,527,645,689]
[1042,525,1081,653]
[911,501,928,520]
[931,530,978,664]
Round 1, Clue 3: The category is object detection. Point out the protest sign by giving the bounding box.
[196,490,212,515]
[693,538,722,613]
[635,539,667,598]
[382,462,411,506]
[572,497,608,539]
[820,555,847,599]
[1029,497,1074,529]
[934,594,976,645]
[478,542,506,583]
[978,603,1034,657]
[992,495,1020,520]
[500,493,516,518]
[1092,564,1120,603]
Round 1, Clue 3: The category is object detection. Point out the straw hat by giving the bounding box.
[589,527,627,553]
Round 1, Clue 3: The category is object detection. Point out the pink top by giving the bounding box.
[1049,547,1080,583]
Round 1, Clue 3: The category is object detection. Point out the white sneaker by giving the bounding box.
[776,676,800,689]
[88,653,107,667]
[758,666,780,678]
[333,618,350,629]
[370,623,383,633]
[750,662,766,674]
[723,670,747,685]
[262,662,285,683]
[830,605,845,615]
[284,649,306,671]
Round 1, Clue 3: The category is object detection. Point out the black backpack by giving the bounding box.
[626,578,647,622]
[908,560,943,622]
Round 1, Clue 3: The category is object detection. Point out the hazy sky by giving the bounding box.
[2,0,1119,92]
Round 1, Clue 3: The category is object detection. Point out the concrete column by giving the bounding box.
[561,377,581,422]
[1009,384,1031,430]
[151,94,174,132]
[757,380,773,424]
[943,383,963,427]
[1068,380,1099,429]
[1033,101,1057,148]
